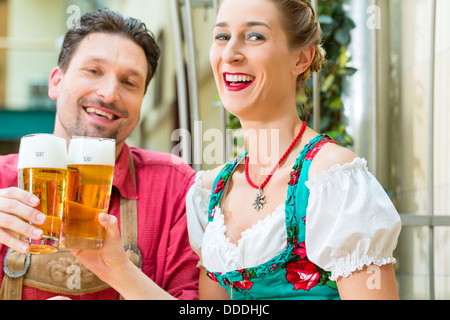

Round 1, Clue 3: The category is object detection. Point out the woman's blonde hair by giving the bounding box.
[268,0,325,93]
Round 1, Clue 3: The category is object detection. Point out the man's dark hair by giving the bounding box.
[58,8,161,93]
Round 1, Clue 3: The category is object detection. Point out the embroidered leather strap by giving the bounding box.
[120,153,141,270]
[0,152,140,300]
[0,250,30,299]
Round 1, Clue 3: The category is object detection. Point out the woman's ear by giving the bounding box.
[292,45,315,76]
[48,67,62,100]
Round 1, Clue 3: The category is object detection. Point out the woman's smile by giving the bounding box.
[223,72,255,91]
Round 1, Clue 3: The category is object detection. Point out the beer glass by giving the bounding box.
[17,134,67,254]
[65,136,115,250]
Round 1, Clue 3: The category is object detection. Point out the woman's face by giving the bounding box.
[210,0,302,120]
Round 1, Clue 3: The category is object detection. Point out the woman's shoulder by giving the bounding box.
[308,141,357,178]
[197,165,226,191]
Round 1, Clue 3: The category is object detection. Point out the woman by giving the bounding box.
[72,0,401,300]
[185,0,401,300]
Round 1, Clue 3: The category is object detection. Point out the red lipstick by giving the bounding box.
[223,73,255,92]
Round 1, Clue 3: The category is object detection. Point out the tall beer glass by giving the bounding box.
[65,136,115,250]
[17,134,67,254]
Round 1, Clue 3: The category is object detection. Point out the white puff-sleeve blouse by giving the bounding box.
[186,158,402,281]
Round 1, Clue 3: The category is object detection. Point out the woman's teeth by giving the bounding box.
[225,74,255,84]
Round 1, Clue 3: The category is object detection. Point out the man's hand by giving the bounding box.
[0,187,46,253]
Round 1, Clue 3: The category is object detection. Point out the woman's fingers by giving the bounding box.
[98,213,120,242]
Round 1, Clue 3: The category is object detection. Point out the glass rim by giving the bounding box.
[21,133,66,141]
[69,136,116,142]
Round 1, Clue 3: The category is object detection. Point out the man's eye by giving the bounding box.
[86,68,99,74]
[124,80,136,87]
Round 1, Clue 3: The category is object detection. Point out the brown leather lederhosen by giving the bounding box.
[0,153,141,300]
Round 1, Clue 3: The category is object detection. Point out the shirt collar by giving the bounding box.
[113,143,138,200]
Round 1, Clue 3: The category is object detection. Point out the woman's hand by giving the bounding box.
[69,213,128,283]
[71,213,175,299]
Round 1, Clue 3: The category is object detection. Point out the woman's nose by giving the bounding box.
[222,39,245,64]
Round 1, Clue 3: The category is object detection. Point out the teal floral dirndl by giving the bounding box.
[205,134,341,300]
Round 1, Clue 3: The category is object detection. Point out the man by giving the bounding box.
[0,9,199,300]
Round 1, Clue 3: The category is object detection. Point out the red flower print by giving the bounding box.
[232,269,255,291]
[209,207,216,219]
[207,272,219,282]
[305,140,336,161]
[234,278,254,291]
[292,241,307,259]
[288,170,300,186]
[213,179,226,194]
[285,260,320,291]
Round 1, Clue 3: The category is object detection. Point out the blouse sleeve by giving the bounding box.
[185,170,211,266]
[305,158,402,281]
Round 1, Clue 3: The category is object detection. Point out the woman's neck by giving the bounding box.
[241,115,304,175]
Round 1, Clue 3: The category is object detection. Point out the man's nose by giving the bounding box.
[96,76,120,104]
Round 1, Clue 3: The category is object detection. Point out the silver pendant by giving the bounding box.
[252,188,266,212]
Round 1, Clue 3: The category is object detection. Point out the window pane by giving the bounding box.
[434,227,450,299]
[388,0,433,217]
[396,227,431,300]
[434,0,450,217]
[4,0,63,110]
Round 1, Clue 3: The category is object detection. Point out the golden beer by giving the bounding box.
[65,164,114,249]
[64,137,115,250]
[17,134,67,254]
[18,168,66,253]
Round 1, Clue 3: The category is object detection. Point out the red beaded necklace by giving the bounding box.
[245,121,307,211]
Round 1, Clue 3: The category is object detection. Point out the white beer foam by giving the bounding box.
[18,134,67,169]
[68,136,115,166]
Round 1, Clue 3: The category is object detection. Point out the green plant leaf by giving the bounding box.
[329,97,342,111]
[321,74,335,92]
[334,28,350,46]
[343,67,358,76]
[318,15,334,24]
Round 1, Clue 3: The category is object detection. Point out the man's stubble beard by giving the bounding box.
[56,109,121,142]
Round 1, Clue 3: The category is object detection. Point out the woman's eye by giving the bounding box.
[215,33,230,41]
[247,33,266,41]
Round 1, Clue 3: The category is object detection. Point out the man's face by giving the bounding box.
[49,32,148,156]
